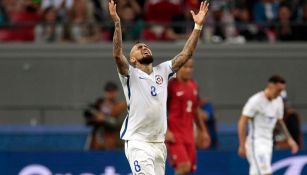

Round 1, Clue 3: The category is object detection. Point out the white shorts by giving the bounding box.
[246,140,272,175]
[125,140,167,175]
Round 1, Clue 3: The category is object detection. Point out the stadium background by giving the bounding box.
[1,0,307,174]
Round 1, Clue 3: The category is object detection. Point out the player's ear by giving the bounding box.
[130,57,136,65]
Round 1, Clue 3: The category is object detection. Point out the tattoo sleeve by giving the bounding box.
[171,29,201,72]
[113,22,129,76]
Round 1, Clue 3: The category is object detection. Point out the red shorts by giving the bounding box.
[167,141,197,172]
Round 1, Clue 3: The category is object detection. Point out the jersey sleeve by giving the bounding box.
[242,96,258,118]
[118,65,132,83]
[157,60,176,80]
[118,65,133,103]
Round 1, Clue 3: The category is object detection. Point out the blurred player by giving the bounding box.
[238,75,298,175]
[108,0,209,174]
[166,59,210,175]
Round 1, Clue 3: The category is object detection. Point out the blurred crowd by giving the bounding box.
[83,81,126,150]
[0,0,307,43]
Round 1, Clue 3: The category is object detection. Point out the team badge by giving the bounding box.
[155,75,163,85]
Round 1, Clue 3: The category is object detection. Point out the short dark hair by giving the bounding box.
[268,75,286,84]
[104,81,118,92]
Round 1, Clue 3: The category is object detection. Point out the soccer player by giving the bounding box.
[238,75,299,175]
[166,59,210,175]
[108,0,209,174]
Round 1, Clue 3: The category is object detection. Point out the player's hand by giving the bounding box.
[288,138,299,154]
[166,130,175,143]
[238,145,246,158]
[190,0,209,26]
[197,131,211,149]
[108,0,120,23]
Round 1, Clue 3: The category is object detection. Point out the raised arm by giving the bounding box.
[109,0,129,76]
[171,1,209,72]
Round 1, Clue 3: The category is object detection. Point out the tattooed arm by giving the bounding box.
[171,1,209,72]
[109,0,129,76]
[172,30,202,72]
[113,21,129,75]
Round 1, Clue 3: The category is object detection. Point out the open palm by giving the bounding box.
[109,0,120,22]
[190,1,209,25]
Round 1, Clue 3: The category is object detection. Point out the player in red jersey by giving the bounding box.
[166,59,210,175]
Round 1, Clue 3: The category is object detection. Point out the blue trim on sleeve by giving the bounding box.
[168,62,176,80]
[127,76,131,99]
[168,72,175,80]
[120,114,129,139]
[120,76,131,139]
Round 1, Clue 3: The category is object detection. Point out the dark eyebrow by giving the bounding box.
[137,44,148,49]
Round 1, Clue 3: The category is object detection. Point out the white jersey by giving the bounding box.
[242,91,284,147]
[118,60,175,142]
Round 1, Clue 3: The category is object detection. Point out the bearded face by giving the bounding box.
[130,43,154,66]
[139,55,154,65]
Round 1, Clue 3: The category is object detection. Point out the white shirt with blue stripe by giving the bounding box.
[118,60,175,142]
[242,91,284,147]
